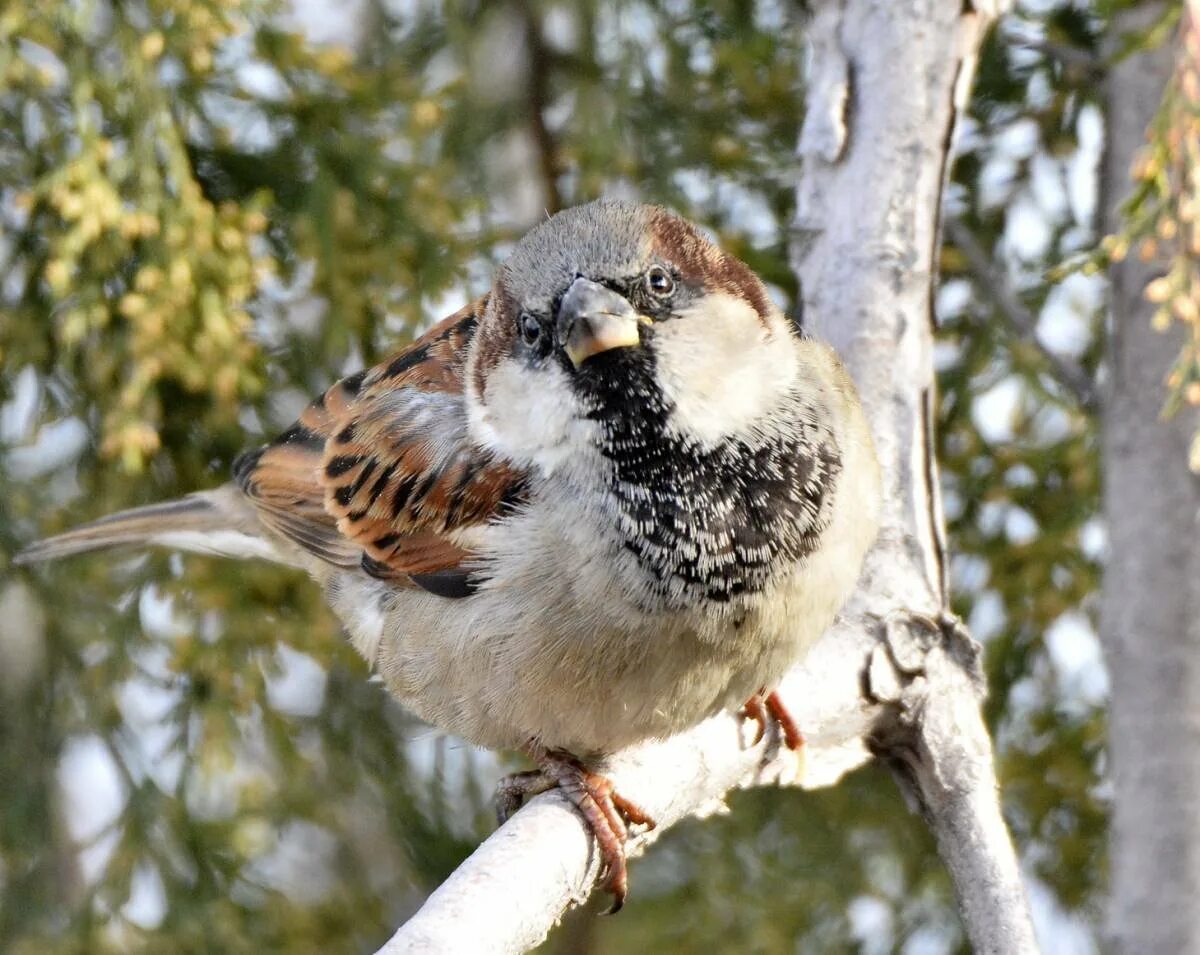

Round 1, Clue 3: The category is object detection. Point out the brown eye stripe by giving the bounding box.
[648,209,773,323]
[469,285,520,404]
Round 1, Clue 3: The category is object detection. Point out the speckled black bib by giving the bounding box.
[577,349,841,608]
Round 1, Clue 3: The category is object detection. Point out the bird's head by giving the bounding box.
[466,199,801,476]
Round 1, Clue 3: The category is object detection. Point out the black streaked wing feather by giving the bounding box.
[233,296,529,589]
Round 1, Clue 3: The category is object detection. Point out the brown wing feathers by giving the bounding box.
[232,369,366,567]
[320,300,526,578]
[234,298,527,586]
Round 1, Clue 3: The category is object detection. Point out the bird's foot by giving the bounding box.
[740,688,805,751]
[494,748,655,913]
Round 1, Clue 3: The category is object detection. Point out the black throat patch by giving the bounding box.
[575,349,842,607]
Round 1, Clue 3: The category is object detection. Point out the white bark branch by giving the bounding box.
[794,2,1034,950]
[867,615,1036,953]
[379,1,1037,952]
[389,633,874,955]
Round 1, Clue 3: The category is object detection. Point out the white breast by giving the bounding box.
[328,419,879,756]
[326,332,880,756]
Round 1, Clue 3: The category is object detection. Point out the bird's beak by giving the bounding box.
[557,277,645,368]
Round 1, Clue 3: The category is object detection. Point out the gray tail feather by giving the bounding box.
[14,489,273,565]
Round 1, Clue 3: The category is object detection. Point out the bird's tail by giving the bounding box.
[13,486,284,566]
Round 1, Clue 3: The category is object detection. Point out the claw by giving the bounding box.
[739,694,769,745]
[765,690,805,751]
[494,747,655,912]
[740,688,806,751]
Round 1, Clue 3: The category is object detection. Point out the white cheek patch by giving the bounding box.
[653,293,799,448]
[469,359,600,476]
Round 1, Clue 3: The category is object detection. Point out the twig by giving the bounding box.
[517,1,563,215]
[945,217,1100,411]
[1020,39,1104,74]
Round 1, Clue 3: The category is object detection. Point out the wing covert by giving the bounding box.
[233,296,528,588]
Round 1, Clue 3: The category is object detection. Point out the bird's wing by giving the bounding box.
[234,296,528,592]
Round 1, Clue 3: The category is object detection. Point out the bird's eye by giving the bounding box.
[519,312,543,346]
[645,266,674,297]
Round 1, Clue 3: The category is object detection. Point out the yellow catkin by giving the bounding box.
[1145,277,1173,303]
[141,32,165,61]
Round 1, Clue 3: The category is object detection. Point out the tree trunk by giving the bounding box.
[1100,7,1200,952]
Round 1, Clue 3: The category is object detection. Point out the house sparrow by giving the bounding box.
[17,199,881,909]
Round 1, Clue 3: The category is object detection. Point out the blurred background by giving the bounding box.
[0,0,1154,950]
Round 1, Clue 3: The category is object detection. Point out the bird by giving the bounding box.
[16,198,881,910]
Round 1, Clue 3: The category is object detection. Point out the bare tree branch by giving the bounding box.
[377,2,1037,952]
[381,610,1025,954]
[945,216,1100,411]
[793,2,1035,946]
[385,641,874,955]
[517,0,563,215]
[867,615,1037,952]
[1020,39,1104,74]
